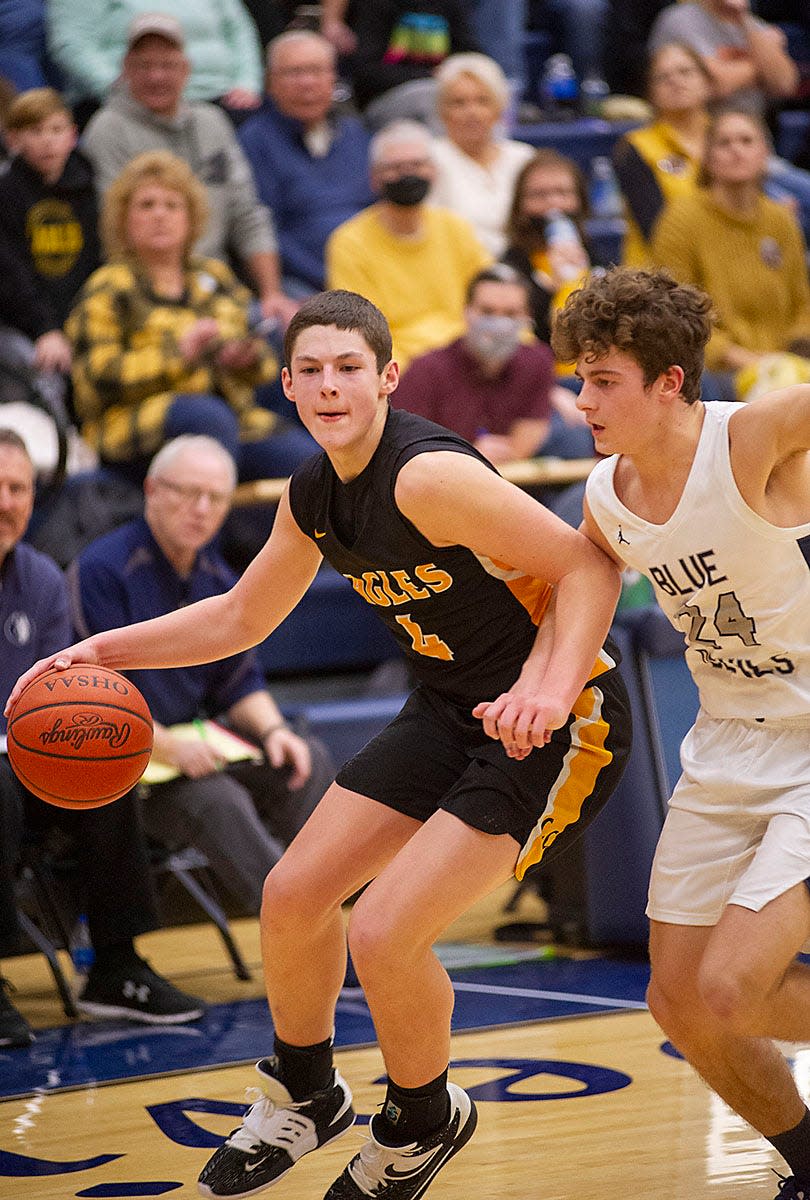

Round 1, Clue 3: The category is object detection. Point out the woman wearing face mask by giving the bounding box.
[501,150,597,352]
[651,107,810,399]
[430,53,535,256]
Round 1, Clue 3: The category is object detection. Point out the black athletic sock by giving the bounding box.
[90,939,139,972]
[377,1069,450,1145]
[274,1034,334,1101]
[768,1108,810,1185]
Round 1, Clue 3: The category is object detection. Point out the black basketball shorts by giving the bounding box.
[336,669,632,880]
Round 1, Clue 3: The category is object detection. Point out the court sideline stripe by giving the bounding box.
[451,979,649,1009]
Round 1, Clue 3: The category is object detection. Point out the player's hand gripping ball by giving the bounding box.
[6,666,154,809]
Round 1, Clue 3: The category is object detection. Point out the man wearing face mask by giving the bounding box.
[325,118,491,370]
[393,264,558,465]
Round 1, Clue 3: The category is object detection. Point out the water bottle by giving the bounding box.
[589,156,624,219]
[540,54,579,119]
[544,210,586,282]
[580,74,610,119]
[71,913,95,976]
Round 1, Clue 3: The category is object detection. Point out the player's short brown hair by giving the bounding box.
[551,267,714,404]
[284,290,393,373]
[4,87,71,131]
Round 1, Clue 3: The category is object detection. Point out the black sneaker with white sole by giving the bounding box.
[323,1082,477,1200]
[198,1056,356,1198]
[77,956,205,1024]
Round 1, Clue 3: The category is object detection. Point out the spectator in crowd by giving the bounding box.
[67,151,316,482]
[501,149,596,349]
[81,14,295,329]
[648,0,798,115]
[326,119,491,370]
[0,88,101,421]
[0,0,61,93]
[238,30,373,296]
[349,1,479,131]
[393,263,593,468]
[614,42,713,266]
[69,435,334,915]
[46,0,264,121]
[535,0,611,83]
[0,428,204,1047]
[430,53,535,255]
[651,107,810,393]
[614,39,810,267]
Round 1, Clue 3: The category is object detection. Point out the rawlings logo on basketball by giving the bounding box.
[38,712,132,751]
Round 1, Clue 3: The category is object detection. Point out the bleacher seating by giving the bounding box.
[517,117,640,172]
[257,563,401,677]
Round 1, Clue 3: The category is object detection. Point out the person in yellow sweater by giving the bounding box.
[651,108,810,392]
[325,119,491,370]
[613,42,712,267]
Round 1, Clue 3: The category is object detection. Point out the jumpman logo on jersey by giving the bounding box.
[617,526,630,546]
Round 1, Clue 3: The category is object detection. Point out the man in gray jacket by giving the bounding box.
[82,13,297,328]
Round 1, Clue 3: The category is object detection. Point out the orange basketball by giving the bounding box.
[6,665,154,809]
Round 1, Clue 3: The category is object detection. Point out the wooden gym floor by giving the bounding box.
[0,883,801,1200]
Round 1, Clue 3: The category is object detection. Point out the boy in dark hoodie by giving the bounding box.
[0,87,100,399]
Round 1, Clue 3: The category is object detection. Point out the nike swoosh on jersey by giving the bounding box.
[314,530,327,538]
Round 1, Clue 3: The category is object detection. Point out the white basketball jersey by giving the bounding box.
[587,401,810,719]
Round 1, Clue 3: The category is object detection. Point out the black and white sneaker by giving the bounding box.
[77,957,205,1024]
[324,1083,477,1200]
[0,977,34,1047]
[198,1056,356,1198]
[774,1175,810,1200]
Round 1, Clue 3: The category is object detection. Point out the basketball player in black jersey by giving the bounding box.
[8,291,632,1200]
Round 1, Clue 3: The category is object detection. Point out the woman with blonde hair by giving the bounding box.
[430,52,534,255]
[67,150,315,481]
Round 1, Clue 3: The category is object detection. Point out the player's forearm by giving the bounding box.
[522,558,621,713]
[88,593,267,672]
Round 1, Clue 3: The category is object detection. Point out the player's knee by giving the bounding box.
[698,962,761,1034]
[647,969,698,1038]
[260,858,314,935]
[347,900,406,982]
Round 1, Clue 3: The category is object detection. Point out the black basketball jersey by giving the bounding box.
[289,407,615,705]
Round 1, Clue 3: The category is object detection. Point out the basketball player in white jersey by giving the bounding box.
[552,266,810,1200]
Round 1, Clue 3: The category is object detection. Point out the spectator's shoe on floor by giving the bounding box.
[0,977,35,1047]
[774,1176,810,1199]
[198,1056,355,1197]
[77,957,205,1024]
[323,1083,477,1200]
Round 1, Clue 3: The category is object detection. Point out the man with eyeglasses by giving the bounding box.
[238,30,373,297]
[67,434,335,916]
[326,118,491,370]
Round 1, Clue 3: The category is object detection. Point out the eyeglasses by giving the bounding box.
[153,478,233,508]
[273,64,334,78]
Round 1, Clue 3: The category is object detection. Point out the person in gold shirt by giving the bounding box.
[613,42,712,267]
[651,108,810,393]
[325,119,491,370]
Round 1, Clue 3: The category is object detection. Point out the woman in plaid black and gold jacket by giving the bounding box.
[67,150,316,480]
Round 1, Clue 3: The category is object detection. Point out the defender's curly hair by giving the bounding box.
[551,267,714,404]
